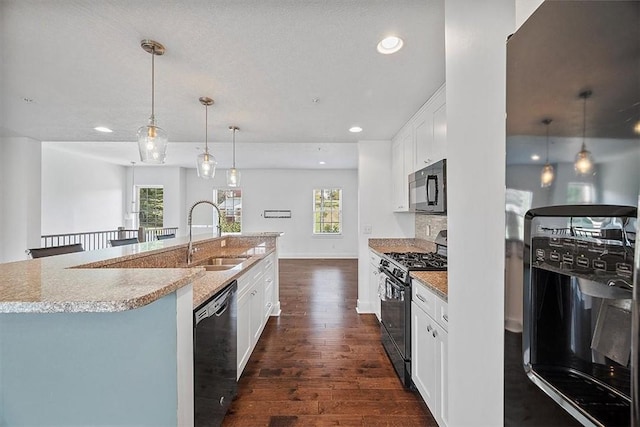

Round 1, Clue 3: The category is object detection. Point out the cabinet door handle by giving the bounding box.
[416,293,426,303]
[426,325,432,332]
[442,314,448,322]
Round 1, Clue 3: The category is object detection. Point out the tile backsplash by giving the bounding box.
[415,214,447,242]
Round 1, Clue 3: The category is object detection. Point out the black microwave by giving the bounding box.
[409,159,447,214]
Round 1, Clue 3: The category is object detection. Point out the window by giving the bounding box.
[215,189,242,233]
[505,188,532,241]
[138,186,164,228]
[566,182,595,204]
[313,188,342,234]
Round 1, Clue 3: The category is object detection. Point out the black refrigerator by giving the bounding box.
[504,1,640,426]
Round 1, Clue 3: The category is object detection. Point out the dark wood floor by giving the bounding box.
[222,259,435,427]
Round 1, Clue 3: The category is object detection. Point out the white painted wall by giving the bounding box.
[597,151,640,206]
[184,168,359,258]
[0,137,42,262]
[41,145,125,235]
[445,0,514,425]
[356,140,415,313]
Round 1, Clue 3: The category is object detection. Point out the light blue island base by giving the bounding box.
[0,285,194,427]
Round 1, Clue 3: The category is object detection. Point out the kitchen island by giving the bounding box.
[0,233,281,426]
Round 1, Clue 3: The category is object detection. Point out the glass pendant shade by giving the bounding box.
[197,151,217,179]
[226,168,240,187]
[227,126,240,187]
[196,96,216,179]
[574,90,594,176]
[540,118,555,188]
[540,163,555,188]
[138,40,167,164]
[574,144,594,175]
[137,118,168,164]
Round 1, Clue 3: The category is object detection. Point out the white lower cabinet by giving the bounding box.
[412,281,449,427]
[236,254,276,379]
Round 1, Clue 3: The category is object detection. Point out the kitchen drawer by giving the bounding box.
[237,270,252,295]
[412,280,436,319]
[435,297,448,332]
[263,252,275,271]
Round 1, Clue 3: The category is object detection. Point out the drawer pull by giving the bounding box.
[416,293,426,303]
[442,314,448,322]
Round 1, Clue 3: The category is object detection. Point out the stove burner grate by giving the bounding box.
[384,252,447,271]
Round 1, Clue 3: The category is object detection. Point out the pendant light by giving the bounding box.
[540,118,555,188]
[574,90,594,175]
[137,40,168,164]
[196,97,217,179]
[227,126,241,187]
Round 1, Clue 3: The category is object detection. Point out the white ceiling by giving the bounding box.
[0,0,446,169]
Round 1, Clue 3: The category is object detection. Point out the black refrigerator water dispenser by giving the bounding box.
[523,205,637,427]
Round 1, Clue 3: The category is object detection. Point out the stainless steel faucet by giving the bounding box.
[187,200,222,265]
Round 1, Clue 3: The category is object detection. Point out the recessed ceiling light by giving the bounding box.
[94,126,113,133]
[349,126,363,133]
[531,154,540,161]
[377,36,404,54]
[319,161,326,165]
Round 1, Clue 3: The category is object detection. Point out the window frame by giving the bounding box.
[136,185,164,229]
[214,188,242,234]
[312,188,343,235]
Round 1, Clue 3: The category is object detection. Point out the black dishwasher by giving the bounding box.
[194,281,237,426]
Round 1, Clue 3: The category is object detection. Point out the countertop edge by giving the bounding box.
[0,269,206,314]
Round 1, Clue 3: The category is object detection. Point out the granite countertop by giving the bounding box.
[411,271,448,300]
[369,237,448,299]
[0,234,279,314]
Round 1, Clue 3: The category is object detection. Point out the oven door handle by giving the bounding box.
[379,267,405,288]
[379,273,406,302]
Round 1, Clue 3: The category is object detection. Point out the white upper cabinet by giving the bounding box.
[414,85,446,169]
[391,128,412,212]
[390,84,446,213]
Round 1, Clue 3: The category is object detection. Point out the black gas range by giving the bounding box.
[378,230,447,388]
[380,251,447,284]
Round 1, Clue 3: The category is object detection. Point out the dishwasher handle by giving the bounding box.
[195,283,236,326]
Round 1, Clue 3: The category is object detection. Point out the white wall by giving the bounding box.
[597,151,640,206]
[184,168,359,258]
[1,137,42,262]
[445,1,514,425]
[356,140,415,313]
[41,145,125,234]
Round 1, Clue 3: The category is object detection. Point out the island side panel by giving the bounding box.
[176,283,194,426]
[0,292,181,426]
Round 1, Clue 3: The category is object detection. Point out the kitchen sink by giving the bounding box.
[196,257,249,271]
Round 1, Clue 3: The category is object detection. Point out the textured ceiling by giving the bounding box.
[0,0,446,168]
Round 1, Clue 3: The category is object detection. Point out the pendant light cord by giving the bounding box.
[204,104,209,152]
[150,49,155,121]
[580,90,592,151]
[232,128,236,167]
[582,93,586,150]
[545,123,550,163]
